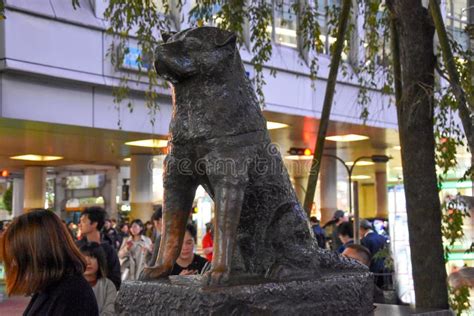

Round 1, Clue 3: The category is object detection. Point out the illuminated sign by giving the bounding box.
[121,46,151,71]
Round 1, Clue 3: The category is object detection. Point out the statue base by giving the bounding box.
[115,271,374,315]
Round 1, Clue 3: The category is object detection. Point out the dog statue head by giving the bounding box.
[155,27,237,84]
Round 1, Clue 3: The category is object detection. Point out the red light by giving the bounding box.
[304,148,312,156]
[1,170,8,177]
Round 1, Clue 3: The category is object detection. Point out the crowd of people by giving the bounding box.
[0,206,394,315]
[310,210,393,303]
[0,206,213,315]
[66,206,213,283]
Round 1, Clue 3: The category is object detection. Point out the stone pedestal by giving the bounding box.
[116,271,374,315]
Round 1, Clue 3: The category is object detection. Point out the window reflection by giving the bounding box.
[446,0,469,51]
[274,0,298,48]
[188,0,222,26]
[152,0,168,14]
[316,0,347,60]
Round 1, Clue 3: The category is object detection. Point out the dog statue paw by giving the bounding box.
[203,267,230,286]
[140,265,172,281]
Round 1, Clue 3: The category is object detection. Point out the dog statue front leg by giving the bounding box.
[208,183,245,286]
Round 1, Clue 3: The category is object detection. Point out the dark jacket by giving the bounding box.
[77,239,122,290]
[312,224,326,249]
[361,231,387,256]
[170,254,208,275]
[337,239,354,254]
[23,274,98,316]
[361,231,388,288]
[147,233,161,267]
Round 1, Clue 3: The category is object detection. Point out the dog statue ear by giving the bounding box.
[215,32,237,48]
[161,31,177,43]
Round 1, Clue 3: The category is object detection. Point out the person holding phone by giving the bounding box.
[171,224,208,276]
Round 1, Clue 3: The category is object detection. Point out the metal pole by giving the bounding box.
[323,154,389,244]
[322,153,352,213]
[353,180,360,244]
[348,173,352,215]
[349,156,371,245]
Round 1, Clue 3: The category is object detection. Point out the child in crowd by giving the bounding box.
[80,242,117,316]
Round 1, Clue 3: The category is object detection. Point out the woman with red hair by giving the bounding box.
[0,209,98,315]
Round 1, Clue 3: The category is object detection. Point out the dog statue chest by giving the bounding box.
[169,84,265,144]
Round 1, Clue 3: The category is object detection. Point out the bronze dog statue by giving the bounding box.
[141,27,360,286]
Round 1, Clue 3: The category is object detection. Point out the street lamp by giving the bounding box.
[323,154,391,244]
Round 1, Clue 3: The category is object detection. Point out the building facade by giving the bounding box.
[0,0,470,225]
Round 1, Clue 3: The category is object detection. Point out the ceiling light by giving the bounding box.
[274,27,297,37]
[123,158,131,162]
[10,154,63,161]
[285,155,314,161]
[125,139,168,148]
[325,134,369,142]
[345,161,374,166]
[351,175,371,180]
[267,121,289,130]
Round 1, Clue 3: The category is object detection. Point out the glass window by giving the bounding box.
[273,0,298,48]
[152,0,168,14]
[188,0,222,26]
[316,0,346,59]
[360,2,391,67]
[446,0,469,50]
[375,4,390,66]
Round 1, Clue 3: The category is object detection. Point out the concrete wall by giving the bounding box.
[0,73,172,135]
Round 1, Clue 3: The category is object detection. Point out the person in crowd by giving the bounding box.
[323,210,347,251]
[310,216,326,249]
[111,218,118,229]
[118,222,130,247]
[360,219,387,255]
[202,222,214,262]
[342,244,385,304]
[80,242,117,316]
[342,244,371,266]
[103,218,120,250]
[0,209,98,315]
[360,218,388,288]
[77,206,121,290]
[337,221,354,253]
[67,221,77,240]
[120,222,130,235]
[118,219,153,280]
[448,266,474,289]
[147,205,163,267]
[145,220,154,239]
[171,224,209,275]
